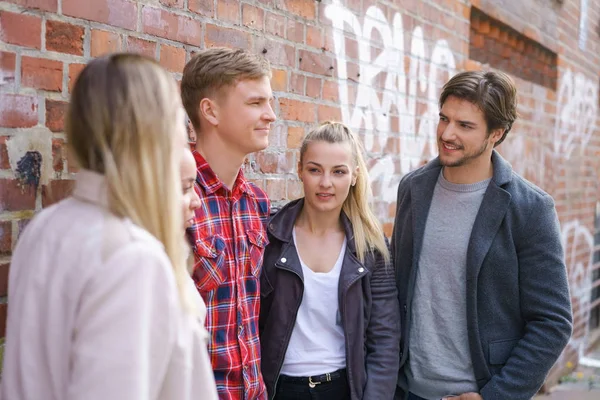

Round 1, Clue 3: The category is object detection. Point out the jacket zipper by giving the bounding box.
[270,267,304,400]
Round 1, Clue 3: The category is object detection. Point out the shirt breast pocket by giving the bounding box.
[246,229,268,278]
[192,235,226,293]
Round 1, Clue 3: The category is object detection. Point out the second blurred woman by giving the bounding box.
[259,122,400,400]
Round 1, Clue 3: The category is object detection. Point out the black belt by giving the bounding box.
[279,368,346,388]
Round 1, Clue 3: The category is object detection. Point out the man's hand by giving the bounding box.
[443,393,483,400]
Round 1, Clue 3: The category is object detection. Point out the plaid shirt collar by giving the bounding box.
[192,150,255,198]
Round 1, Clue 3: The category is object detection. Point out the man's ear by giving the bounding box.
[489,128,504,145]
[199,98,219,127]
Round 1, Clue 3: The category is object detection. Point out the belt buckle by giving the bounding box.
[308,376,321,388]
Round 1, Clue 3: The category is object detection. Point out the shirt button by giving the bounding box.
[281,257,287,263]
[358,267,364,273]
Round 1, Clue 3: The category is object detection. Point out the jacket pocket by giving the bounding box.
[489,338,520,365]
[192,235,226,293]
[247,229,268,278]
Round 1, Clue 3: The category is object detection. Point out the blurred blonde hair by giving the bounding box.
[66,53,194,312]
[299,122,390,265]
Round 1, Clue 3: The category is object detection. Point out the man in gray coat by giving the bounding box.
[392,71,573,400]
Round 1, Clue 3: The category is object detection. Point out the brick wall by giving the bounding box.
[1,0,599,388]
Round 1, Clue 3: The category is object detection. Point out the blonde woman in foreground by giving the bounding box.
[259,122,401,400]
[0,54,217,400]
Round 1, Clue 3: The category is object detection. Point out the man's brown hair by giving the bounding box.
[439,71,518,147]
[181,47,271,131]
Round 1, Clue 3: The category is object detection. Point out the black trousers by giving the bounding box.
[274,370,350,400]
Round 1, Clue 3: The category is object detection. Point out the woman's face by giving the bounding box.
[298,140,357,214]
[181,148,200,229]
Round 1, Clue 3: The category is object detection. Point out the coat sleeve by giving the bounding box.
[67,242,178,400]
[362,246,401,400]
[480,194,573,399]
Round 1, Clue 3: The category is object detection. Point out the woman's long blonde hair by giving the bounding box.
[299,122,390,265]
[66,53,194,312]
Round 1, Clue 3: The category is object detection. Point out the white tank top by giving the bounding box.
[280,228,347,376]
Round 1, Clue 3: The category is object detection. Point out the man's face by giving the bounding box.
[213,76,276,157]
[436,95,500,168]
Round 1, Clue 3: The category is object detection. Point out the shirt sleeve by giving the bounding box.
[66,242,178,400]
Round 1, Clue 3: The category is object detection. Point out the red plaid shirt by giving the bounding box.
[187,151,269,400]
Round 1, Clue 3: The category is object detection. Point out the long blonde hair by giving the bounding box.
[299,122,390,264]
[66,53,194,312]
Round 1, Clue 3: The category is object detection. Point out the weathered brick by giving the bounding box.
[126,36,157,58]
[286,18,304,43]
[318,104,341,122]
[0,263,9,297]
[68,63,86,93]
[306,77,321,99]
[4,0,57,12]
[306,25,323,48]
[217,0,240,24]
[46,99,69,133]
[287,126,305,148]
[91,29,122,57]
[0,138,10,170]
[0,179,36,211]
[52,138,65,173]
[265,12,285,37]
[242,4,264,30]
[266,178,286,200]
[253,37,295,66]
[0,52,17,86]
[322,80,339,102]
[46,20,84,56]
[21,56,63,92]
[279,98,315,123]
[0,94,38,128]
[189,0,214,17]
[205,24,250,49]
[284,0,316,20]
[299,49,334,76]
[0,221,11,255]
[63,0,137,31]
[159,45,186,73]
[42,180,75,208]
[160,0,184,7]
[142,7,202,46]
[0,11,42,49]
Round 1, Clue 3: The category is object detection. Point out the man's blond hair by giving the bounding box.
[181,47,271,131]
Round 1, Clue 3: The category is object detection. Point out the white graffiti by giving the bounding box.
[325,0,456,202]
[554,69,598,159]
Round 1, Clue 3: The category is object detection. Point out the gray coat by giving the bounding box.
[391,151,573,399]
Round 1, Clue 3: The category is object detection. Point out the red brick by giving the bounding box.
[0,94,38,128]
[63,0,137,31]
[255,151,294,173]
[318,105,341,122]
[284,0,316,20]
[46,20,84,56]
[217,0,239,24]
[306,77,321,99]
[0,221,11,255]
[242,4,264,30]
[52,138,65,173]
[142,7,202,46]
[287,179,303,199]
[126,36,157,58]
[189,0,214,17]
[42,180,75,208]
[0,303,6,337]
[91,29,122,57]
[160,45,186,73]
[4,0,57,12]
[0,179,36,211]
[306,25,322,48]
[290,73,304,94]
[21,56,63,92]
[266,178,286,200]
[0,11,42,49]
[46,99,68,133]
[205,24,250,49]
[322,80,339,102]
[253,38,295,66]
[265,12,285,37]
[279,98,315,123]
[68,63,86,93]
[0,138,10,170]
[0,52,16,85]
[160,0,183,7]
[299,49,333,76]
[271,69,287,91]
[287,19,304,43]
[0,263,9,297]
[287,126,304,148]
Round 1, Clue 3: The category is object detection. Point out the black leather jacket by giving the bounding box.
[259,199,400,400]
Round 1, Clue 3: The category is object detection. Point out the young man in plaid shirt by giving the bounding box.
[181,48,276,400]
